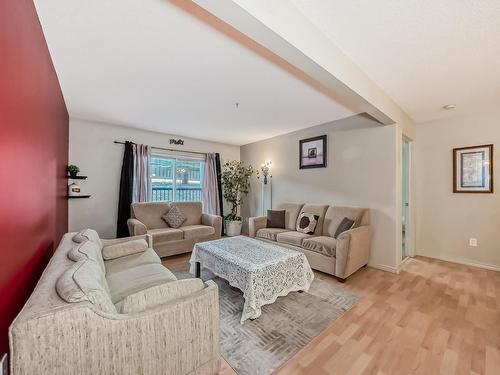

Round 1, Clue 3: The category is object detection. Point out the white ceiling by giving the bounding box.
[33,0,357,146]
[291,0,500,123]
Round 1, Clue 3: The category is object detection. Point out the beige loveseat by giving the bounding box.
[9,229,220,375]
[249,203,372,281]
[128,201,222,258]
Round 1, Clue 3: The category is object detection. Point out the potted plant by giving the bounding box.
[67,164,80,178]
[221,160,254,236]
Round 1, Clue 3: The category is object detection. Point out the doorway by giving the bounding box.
[402,137,411,260]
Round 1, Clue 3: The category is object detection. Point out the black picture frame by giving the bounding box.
[452,144,493,193]
[299,135,327,169]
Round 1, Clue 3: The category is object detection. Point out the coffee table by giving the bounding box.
[189,236,314,323]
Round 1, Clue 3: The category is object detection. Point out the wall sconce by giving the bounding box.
[257,161,272,184]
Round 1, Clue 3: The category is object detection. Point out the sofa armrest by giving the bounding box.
[248,216,267,237]
[335,225,372,279]
[9,281,220,375]
[202,213,222,238]
[102,234,152,248]
[127,218,147,236]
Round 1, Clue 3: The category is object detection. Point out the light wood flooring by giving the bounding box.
[163,255,500,375]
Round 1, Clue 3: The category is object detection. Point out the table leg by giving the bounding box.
[195,262,201,278]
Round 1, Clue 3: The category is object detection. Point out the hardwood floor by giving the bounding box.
[162,255,500,375]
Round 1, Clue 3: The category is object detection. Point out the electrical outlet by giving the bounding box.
[0,353,7,375]
[469,238,478,247]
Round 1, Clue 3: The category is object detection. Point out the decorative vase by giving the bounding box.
[226,220,242,237]
[69,171,78,178]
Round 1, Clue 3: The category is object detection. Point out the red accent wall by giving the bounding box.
[0,0,68,355]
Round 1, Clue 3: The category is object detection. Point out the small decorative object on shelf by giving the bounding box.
[256,161,272,185]
[68,182,81,197]
[67,164,80,178]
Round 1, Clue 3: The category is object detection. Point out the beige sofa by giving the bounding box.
[249,203,372,281]
[9,229,220,375]
[128,201,222,258]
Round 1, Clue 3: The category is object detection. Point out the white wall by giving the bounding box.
[69,118,240,238]
[416,110,500,270]
[240,115,400,272]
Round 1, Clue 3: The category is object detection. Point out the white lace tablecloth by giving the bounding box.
[189,236,314,323]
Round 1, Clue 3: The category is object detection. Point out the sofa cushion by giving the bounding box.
[181,225,215,240]
[302,236,337,257]
[72,229,103,249]
[104,248,161,275]
[276,231,314,247]
[323,206,367,238]
[56,259,116,314]
[148,228,184,243]
[106,263,177,303]
[163,205,186,228]
[102,239,148,260]
[68,241,105,273]
[256,228,289,241]
[171,201,202,226]
[296,213,319,235]
[121,278,204,314]
[275,203,304,230]
[266,209,286,229]
[131,202,170,229]
[298,204,329,236]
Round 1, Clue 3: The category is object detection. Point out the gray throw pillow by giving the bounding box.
[296,213,319,235]
[334,217,355,238]
[162,205,186,228]
[266,209,285,229]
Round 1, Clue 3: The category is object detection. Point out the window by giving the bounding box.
[150,155,204,202]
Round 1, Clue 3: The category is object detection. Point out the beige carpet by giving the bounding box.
[174,267,358,375]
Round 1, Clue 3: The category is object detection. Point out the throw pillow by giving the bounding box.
[266,209,286,229]
[334,217,356,238]
[296,213,319,235]
[162,205,186,228]
[102,238,148,260]
[56,259,117,314]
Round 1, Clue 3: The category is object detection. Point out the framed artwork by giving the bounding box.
[299,135,327,169]
[453,144,493,193]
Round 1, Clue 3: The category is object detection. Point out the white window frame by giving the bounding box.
[150,152,206,202]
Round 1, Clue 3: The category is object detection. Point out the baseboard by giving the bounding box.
[416,251,500,272]
[368,263,399,274]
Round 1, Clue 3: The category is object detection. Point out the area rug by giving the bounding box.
[174,266,359,375]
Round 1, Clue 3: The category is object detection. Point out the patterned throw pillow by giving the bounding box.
[334,217,355,238]
[296,213,319,235]
[162,205,186,228]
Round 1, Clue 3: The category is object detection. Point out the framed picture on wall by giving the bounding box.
[299,135,327,169]
[453,144,493,193]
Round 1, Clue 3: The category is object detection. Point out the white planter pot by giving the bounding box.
[225,220,242,237]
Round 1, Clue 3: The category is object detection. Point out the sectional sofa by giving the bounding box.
[249,203,372,281]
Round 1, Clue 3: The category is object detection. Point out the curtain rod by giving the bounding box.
[113,141,207,156]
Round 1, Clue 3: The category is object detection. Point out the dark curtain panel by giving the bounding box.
[215,153,224,236]
[117,141,134,238]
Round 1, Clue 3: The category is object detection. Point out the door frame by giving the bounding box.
[402,135,415,259]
